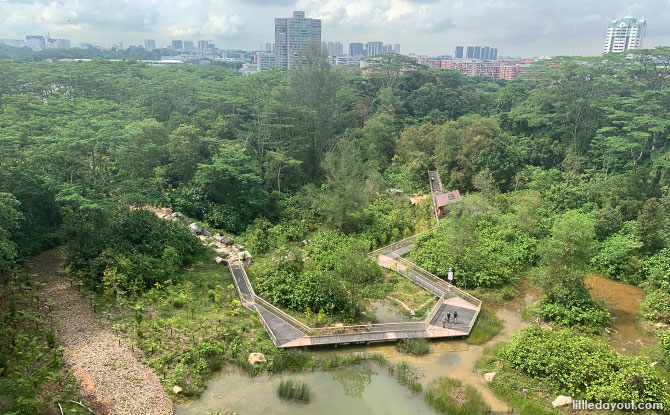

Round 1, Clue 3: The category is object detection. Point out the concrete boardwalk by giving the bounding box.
[227,169,480,348]
[228,239,481,348]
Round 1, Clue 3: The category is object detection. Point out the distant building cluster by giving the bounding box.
[1,12,650,79]
[414,57,533,80]
[2,35,71,50]
[454,45,498,61]
[603,16,646,54]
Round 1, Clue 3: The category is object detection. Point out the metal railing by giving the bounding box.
[252,294,311,334]
[368,232,425,259]
[389,254,482,309]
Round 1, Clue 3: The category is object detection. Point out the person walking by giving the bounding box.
[446,311,451,323]
[442,315,447,328]
[453,311,458,324]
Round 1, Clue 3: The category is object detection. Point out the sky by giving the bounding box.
[1,0,669,57]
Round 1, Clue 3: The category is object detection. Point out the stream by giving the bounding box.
[178,276,652,415]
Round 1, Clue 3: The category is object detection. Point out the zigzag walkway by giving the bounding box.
[228,170,481,348]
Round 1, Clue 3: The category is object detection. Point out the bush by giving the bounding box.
[396,338,430,356]
[425,377,490,415]
[503,326,670,406]
[277,379,310,402]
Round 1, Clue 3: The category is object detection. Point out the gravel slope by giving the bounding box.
[29,249,175,415]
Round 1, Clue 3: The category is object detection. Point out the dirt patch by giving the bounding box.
[28,249,175,415]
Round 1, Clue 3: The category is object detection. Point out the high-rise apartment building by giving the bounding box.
[274,11,321,69]
[603,16,646,54]
[172,40,183,50]
[481,46,491,60]
[490,48,498,61]
[144,39,156,51]
[324,41,344,56]
[393,44,400,54]
[454,46,464,59]
[473,46,481,60]
[25,35,46,50]
[349,42,364,57]
[183,40,194,51]
[466,46,474,59]
[366,41,384,56]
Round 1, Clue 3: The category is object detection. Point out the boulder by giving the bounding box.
[221,237,233,246]
[172,385,182,394]
[215,256,226,265]
[182,218,192,226]
[248,353,267,365]
[483,372,497,382]
[552,396,572,408]
[202,228,212,237]
[651,361,658,367]
[164,208,173,215]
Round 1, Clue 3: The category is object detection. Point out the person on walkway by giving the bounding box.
[446,311,451,323]
[442,315,447,328]
[453,311,458,324]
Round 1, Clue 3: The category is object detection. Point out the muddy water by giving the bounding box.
[368,299,414,323]
[177,306,526,415]
[585,274,657,354]
[177,365,436,415]
[176,276,653,414]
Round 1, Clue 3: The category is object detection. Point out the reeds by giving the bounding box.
[277,378,311,402]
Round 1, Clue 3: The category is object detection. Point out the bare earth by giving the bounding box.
[29,249,175,415]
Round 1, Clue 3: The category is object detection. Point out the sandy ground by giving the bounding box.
[28,249,175,415]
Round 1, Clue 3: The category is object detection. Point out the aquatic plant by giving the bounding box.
[277,379,311,402]
[396,338,430,355]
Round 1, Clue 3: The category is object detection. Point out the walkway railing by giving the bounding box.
[389,254,482,309]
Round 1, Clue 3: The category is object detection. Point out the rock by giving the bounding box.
[483,372,497,382]
[651,361,658,367]
[164,208,173,215]
[605,327,618,334]
[181,218,192,226]
[173,385,182,394]
[248,353,267,365]
[171,211,182,218]
[552,395,572,407]
[239,251,251,261]
[189,223,203,234]
[215,256,226,265]
[221,237,233,246]
[522,388,528,398]
[202,228,212,237]
[654,322,668,328]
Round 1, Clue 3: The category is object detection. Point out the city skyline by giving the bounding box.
[1,1,669,57]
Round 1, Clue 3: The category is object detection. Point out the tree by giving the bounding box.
[0,193,22,273]
[362,54,422,89]
[194,143,268,228]
[333,250,381,316]
[636,198,667,253]
[320,139,369,233]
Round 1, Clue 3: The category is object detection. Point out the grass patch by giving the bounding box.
[268,349,315,372]
[388,361,423,392]
[277,379,311,402]
[110,249,280,397]
[466,308,503,345]
[424,377,490,415]
[396,338,430,355]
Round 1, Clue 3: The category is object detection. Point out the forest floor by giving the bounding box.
[28,248,176,415]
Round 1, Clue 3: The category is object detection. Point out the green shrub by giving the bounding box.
[503,326,670,406]
[396,338,430,355]
[277,379,311,402]
[425,377,490,415]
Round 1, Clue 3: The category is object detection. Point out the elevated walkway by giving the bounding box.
[227,169,480,348]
